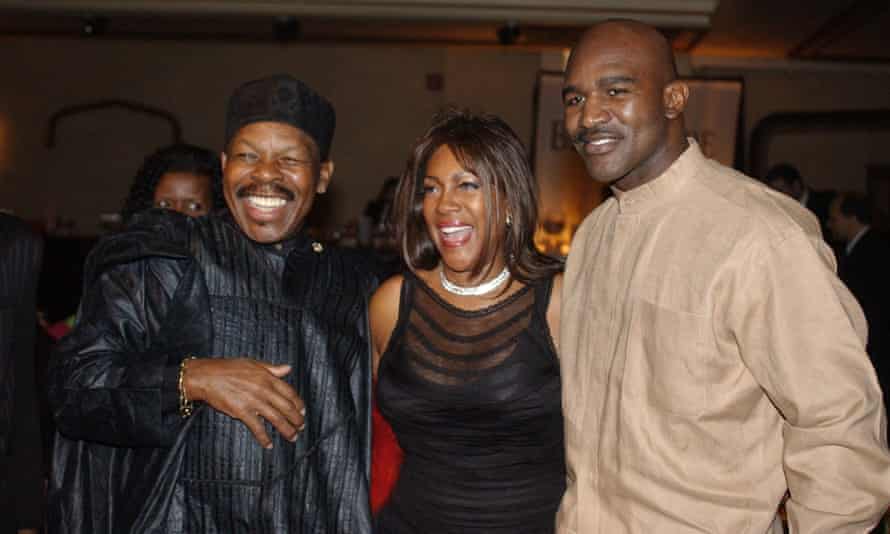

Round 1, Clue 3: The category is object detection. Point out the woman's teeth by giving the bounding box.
[441,225,471,235]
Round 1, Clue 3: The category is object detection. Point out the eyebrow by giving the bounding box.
[231,138,306,155]
[424,170,476,182]
[598,75,636,87]
[231,136,257,148]
[562,76,637,98]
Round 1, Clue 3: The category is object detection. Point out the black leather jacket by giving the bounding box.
[48,211,378,533]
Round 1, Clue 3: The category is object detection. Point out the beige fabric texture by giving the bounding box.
[559,141,890,534]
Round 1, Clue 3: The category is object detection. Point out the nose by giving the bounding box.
[253,158,282,182]
[581,97,610,128]
[171,200,188,215]
[435,188,460,214]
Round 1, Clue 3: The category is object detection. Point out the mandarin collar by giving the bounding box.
[610,139,704,214]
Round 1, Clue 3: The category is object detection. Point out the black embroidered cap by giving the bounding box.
[224,74,335,161]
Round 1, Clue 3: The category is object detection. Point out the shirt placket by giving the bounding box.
[589,207,636,533]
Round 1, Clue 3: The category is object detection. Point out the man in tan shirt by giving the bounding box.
[559,20,890,533]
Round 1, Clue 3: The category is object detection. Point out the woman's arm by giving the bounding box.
[368,275,404,379]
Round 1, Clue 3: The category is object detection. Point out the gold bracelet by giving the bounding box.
[178,356,197,418]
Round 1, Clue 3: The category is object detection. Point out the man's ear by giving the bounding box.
[316,160,335,194]
[220,152,228,170]
[663,81,689,119]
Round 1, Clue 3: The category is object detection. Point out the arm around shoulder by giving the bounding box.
[48,252,204,448]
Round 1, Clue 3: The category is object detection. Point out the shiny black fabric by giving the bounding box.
[48,210,377,533]
[375,274,565,533]
[0,214,45,532]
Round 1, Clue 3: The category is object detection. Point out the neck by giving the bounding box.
[612,133,688,192]
[441,257,507,287]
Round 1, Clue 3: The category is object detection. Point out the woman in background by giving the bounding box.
[121,143,224,223]
[371,109,565,533]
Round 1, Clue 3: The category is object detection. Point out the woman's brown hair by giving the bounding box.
[392,108,563,283]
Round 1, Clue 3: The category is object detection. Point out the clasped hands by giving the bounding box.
[182,358,305,449]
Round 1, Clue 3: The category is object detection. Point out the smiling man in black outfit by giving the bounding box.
[48,74,377,533]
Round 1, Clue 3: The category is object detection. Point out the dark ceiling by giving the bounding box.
[693,0,890,62]
[0,0,887,63]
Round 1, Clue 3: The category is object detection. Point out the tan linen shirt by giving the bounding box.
[559,141,890,534]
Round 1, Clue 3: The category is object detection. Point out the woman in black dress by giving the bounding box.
[370,109,566,533]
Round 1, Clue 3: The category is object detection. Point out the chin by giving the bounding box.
[585,161,633,186]
[584,166,621,185]
[244,230,282,243]
[440,252,481,274]
[238,221,289,243]
[239,210,305,242]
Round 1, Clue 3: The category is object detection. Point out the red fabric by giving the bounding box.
[45,319,72,341]
[370,388,403,513]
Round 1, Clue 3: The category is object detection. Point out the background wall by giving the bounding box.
[1,35,889,236]
[0,36,540,235]
[692,60,890,193]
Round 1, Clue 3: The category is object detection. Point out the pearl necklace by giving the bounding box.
[439,266,510,296]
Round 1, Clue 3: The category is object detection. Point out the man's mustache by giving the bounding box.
[236,184,295,201]
[573,127,623,145]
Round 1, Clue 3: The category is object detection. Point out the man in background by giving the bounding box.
[766,162,836,243]
[829,191,890,431]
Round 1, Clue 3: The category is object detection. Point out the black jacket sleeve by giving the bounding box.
[48,213,211,448]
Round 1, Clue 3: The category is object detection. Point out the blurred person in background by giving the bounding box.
[120,142,225,223]
[40,143,225,354]
[828,191,890,434]
[0,214,45,534]
[765,162,836,245]
[359,176,402,277]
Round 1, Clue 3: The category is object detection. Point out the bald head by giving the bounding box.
[561,19,689,190]
[570,20,678,86]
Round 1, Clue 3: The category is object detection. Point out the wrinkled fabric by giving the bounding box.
[559,141,890,534]
[48,210,377,533]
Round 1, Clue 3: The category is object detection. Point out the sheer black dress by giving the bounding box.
[374,273,565,533]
